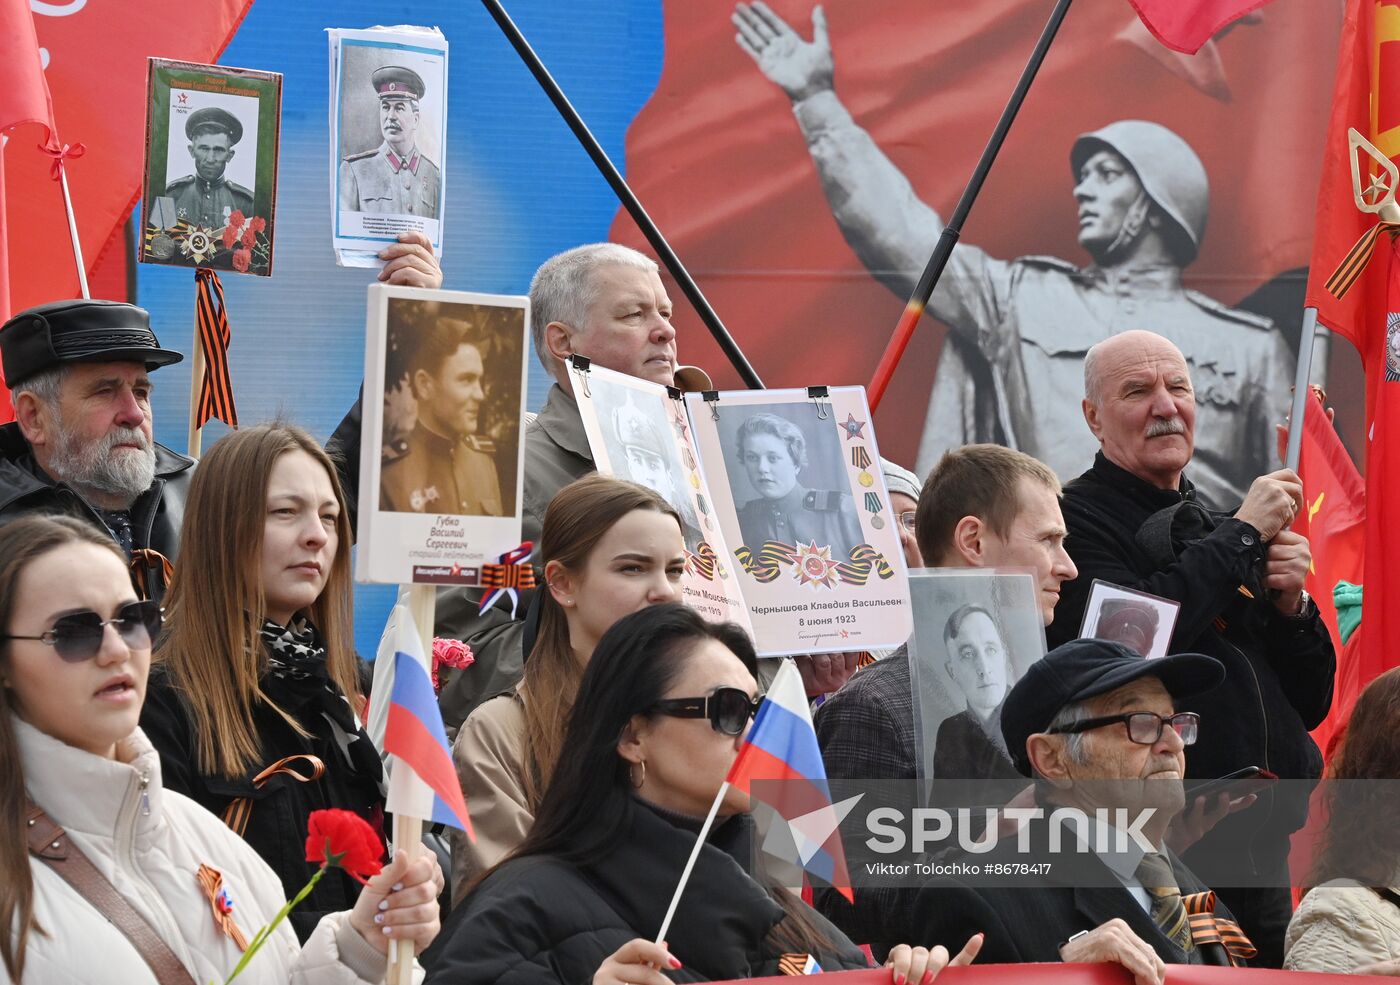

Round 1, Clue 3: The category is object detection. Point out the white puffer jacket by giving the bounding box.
[1284,878,1400,974]
[12,718,402,985]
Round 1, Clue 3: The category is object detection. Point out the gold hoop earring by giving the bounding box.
[630,760,646,789]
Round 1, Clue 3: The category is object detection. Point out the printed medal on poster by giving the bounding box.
[685,386,912,655]
[140,58,282,275]
[328,26,447,268]
[572,359,753,632]
[355,284,527,586]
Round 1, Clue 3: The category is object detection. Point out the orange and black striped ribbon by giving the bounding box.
[129,548,173,602]
[480,561,537,590]
[1325,220,1400,300]
[221,755,325,838]
[195,269,238,428]
[735,541,799,582]
[686,541,719,580]
[835,544,895,585]
[1182,890,1257,966]
[196,863,249,951]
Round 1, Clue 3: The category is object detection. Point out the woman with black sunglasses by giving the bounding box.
[0,514,439,983]
[426,602,979,984]
[139,423,442,941]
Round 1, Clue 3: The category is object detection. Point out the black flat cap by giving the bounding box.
[185,106,243,145]
[1000,638,1224,776]
[0,299,183,386]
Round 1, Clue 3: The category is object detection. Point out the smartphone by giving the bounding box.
[1186,766,1278,803]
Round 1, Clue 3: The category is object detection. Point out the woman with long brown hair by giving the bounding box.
[0,514,439,983]
[449,474,685,900]
[141,423,401,941]
[1285,666,1400,974]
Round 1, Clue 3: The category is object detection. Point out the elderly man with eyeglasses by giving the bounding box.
[909,639,1254,983]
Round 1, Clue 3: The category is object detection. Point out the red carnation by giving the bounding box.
[248,216,267,234]
[241,226,257,249]
[232,247,251,273]
[221,223,240,249]
[228,209,246,230]
[431,636,475,690]
[305,809,384,884]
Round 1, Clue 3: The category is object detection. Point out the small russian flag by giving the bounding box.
[381,606,474,838]
[727,660,853,902]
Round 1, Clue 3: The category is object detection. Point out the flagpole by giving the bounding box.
[186,343,206,458]
[1284,306,1320,472]
[386,583,434,985]
[477,0,764,390]
[56,162,89,299]
[866,0,1077,412]
[654,780,730,945]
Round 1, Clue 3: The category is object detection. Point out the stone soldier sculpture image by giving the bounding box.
[611,399,703,550]
[340,65,442,218]
[932,604,1021,780]
[1095,598,1161,656]
[163,107,254,229]
[733,411,862,555]
[380,318,502,516]
[733,2,1294,510]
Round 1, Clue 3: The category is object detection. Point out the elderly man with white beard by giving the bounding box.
[1047,329,1335,968]
[0,300,190,603]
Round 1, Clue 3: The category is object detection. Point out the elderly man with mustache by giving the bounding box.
[1047,330,1335,968]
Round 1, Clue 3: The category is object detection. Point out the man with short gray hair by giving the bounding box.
[0,299,192,601]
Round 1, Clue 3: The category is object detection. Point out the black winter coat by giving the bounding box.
[0,422,193,603]
[423,801,871,984]
[140,659,385,942]
[1050,454,1335,878]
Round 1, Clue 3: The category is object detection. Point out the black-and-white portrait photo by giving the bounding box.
[338,54,443,219]
[586,379,704,551]
[909,570,1046,782]
[1079,580,1180,660]
[163,99,258,230]
[378,298,522,518]
[715,402,863,557]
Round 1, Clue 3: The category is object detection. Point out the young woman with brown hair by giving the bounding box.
[449,474,685,900]
[0,514,439,984]
[1285,666,1400,974]
[141,423,402,941]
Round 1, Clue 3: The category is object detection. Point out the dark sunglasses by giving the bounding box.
[1047,710,1199,747]
[649,686,762,736]
[1,601,163,662]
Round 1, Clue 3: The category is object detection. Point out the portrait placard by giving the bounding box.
[1077,580,1180,660]
[907,570,1046,789]
[140,58,281,275]
[356,283,527,586]
[329,26,448,268]
[685,387,912,656]
[573,359,752,631]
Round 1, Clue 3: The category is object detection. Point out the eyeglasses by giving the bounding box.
[1046,711,1199,747]
[898,511,917,533]
[649,686,763,736]
[0,601,163,662]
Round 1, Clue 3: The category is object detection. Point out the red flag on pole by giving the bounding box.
[1305,0,1400,750]
[1292,392,1366,758]
[0,0,60,421]
[1123,0,1279,54]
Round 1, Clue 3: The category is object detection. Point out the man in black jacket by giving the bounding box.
[0,300,191,602]
[1049,329,1335,967]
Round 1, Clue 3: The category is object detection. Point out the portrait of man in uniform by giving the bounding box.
[606,397,704,551]
[734,2,1294,510]
[162,106,255,230]
[931,604,1020,781]
[340,65,442,218]
[380,314,503,517]
[729,410,862,557]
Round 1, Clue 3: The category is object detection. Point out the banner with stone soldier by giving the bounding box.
[356,284,527,587]
[572,359,753,632]
[140,59,281,274]
[329,26,448,268]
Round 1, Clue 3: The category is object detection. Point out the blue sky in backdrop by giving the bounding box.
[135,0,664,657]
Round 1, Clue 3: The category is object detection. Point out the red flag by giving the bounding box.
[1292,392,1366,758]
[1304,0,1400,752]
[1124,0,1279,54]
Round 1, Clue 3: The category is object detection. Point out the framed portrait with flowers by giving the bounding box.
[139,58,282,276]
